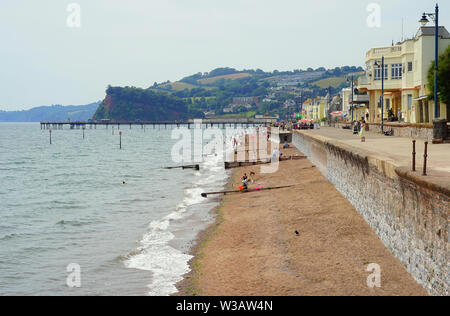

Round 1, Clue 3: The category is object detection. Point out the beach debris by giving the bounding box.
[295,231,300,236]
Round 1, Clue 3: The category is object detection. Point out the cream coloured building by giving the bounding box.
[302,97,327,121]
[358,26,450,124]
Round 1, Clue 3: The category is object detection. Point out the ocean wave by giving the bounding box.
[124,143,229,296]
[124,220,193,296]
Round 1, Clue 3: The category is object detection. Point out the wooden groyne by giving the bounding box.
[201,185,295,198]
[224,155,306,169]
[165,164,200,171]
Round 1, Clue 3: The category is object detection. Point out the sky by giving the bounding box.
[0,0,447,110]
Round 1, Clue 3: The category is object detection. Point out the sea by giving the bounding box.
[0,122,245,296]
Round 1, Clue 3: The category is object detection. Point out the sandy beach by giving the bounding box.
[176,140,428,296]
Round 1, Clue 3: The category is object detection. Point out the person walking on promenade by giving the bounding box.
[360,119,367,142]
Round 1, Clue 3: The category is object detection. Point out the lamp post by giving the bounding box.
[347,76,355,122]
[420,4,439,118]
[374,56,385,133]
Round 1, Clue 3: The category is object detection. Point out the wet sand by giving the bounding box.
[177,142,428,296]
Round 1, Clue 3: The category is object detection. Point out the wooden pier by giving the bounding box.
[40,118,277,130]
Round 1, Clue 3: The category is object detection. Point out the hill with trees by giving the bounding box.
[93,86,204,121]
[0,102,100,122]
[149,66,363,118]
[427,45,450,107]
[93,65,364,121]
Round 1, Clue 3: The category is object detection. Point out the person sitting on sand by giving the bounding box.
[242,174,249,190]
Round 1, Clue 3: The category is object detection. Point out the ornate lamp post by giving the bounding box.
[347,76,355,122]
[419,4,440,118]
[374,57,385,133]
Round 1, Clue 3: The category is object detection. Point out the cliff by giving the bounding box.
[93,86,204,121]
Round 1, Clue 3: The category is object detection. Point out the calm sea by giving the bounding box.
[0,123,235,296]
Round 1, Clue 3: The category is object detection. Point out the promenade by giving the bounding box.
[301,127,450,179]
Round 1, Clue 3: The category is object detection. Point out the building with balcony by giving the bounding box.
[358,26,450,124]
[341,87,370,121]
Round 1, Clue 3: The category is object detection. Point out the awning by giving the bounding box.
[413,96,428,101]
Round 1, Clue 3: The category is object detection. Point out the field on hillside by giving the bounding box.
[311,77,347,89]
[157,82,199,91]
[312,72,365,89]
[212,111,257,119]
[198,73,252,84]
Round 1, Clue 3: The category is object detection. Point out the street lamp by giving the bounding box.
[347,76,355,122]
[419,4,439,118]
[374,57,385,133]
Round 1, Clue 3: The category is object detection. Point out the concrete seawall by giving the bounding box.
[292,130,449,296]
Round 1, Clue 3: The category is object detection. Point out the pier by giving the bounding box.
[39,118,277,130]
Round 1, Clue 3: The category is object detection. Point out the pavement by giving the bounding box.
[298,127,450,180]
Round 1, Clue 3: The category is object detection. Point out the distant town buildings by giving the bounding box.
[266,72,326,86]
[302,97,327,121]
[232,97,259,105]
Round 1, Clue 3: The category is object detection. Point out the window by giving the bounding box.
[391,64,403,79]
[374,65,388,80]
[408,62,413,72]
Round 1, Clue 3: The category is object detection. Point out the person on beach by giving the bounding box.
[353,121,360,135]
[242,174,249,190]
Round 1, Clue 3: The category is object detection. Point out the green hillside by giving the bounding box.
[93,86,204,121]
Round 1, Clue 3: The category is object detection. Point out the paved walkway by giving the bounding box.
[300,127,450,179]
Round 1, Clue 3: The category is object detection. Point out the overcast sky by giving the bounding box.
[0,0,447,110]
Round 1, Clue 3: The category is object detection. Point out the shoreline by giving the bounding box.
[174,169,237,296]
